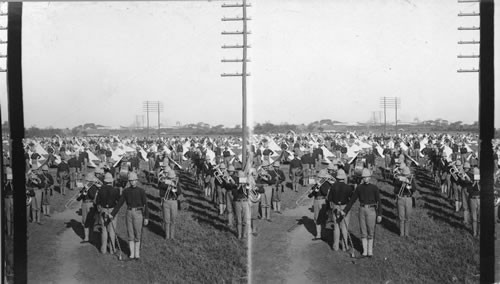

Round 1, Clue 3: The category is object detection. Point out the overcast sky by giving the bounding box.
[0,0,498,129]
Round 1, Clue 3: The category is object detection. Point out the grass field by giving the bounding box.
[252,157,480,283]
[26,161,247,283]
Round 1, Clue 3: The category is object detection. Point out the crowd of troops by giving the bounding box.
[3,133,500,261]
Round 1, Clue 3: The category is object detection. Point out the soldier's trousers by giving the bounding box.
[359,206,376,239]
[126,208,144,242]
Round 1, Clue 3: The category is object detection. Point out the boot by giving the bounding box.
[316,225,321,239]
[135,242,141,260]
[129,241,135,259]
[277,202,281,214]
[46,205,51,217]
[472,221,478,237]
[219,205,224,215]
[404,222,410,237]
[272,202,277,212]
[455,201,460,212]
[367,239,374,257]
[83,228,90,242]
[228,212,234,227]
[399,221,405,237]
[242,224,248,239]
[170,224,175,240]
[266,208,271,222]
[165,224,170,239]
[237,224,242,239]
[361,238,368,257]
[464,211,470,225]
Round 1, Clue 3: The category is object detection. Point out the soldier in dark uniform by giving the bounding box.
[28,166,45,225]
[96,173,121,254]
[110,173,149,260]
[342,168,382,257]
[327,169,354,251]
[159,170,181,240]
[310,169,332,241]
[467,167,481,237]
[40,165,54,217]
[79,147,89,175]
[57,155,70,195]
[224,165,237,227]
[289,153,302,192]
[233,171,250,239]
[202,156,215,199]
[271,161,286,214]
[68,153,81,190]
[258,161,276,222]
[76,173,100,243]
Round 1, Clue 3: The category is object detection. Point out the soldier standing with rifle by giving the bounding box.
[96,173,120,254]
[109,173,149,260]
[328,169,353,251]
[341,168,382,258]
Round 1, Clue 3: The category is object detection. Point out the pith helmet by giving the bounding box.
[104,173,114,183]
[317,169,329,179]
[128,172,138,181]
[336,169,347,180]
[361,168,372,178]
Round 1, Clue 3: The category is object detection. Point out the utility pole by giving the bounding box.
[221,0,251,166]
[142,101,163,137]
[379,97,400,134]
[6,2,28,283]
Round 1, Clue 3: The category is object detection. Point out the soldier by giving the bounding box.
[96,173,120,254]
[159,169,180,240]
[327,169,353,250]
[258,161,275,222]
[215,164,228,216]
[57,155,70,195]
[451,160,464,212]
[271,161,286,214]
[394,165,415,237]
[289,153,303,192]
[76,173,100,243]
[202,156,215,199]
[28,166,45,225]
[224,165,237,227]
[68,153,81,190]
[467,167,481,237]
[311,169,332,241]
[4,167,13,237]
[109,173,149,260]
[233,171,250,239]
[79,147,89,175]
[342,169,382,258]
[40,165,54,217]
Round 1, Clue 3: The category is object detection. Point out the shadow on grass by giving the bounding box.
[65,219,84,240]
[296,216,316,236]
[147,200,161,213]
[427,212,466,230]
[146,193,161,204]
[380,217,399,235]
[423,203,462,223]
